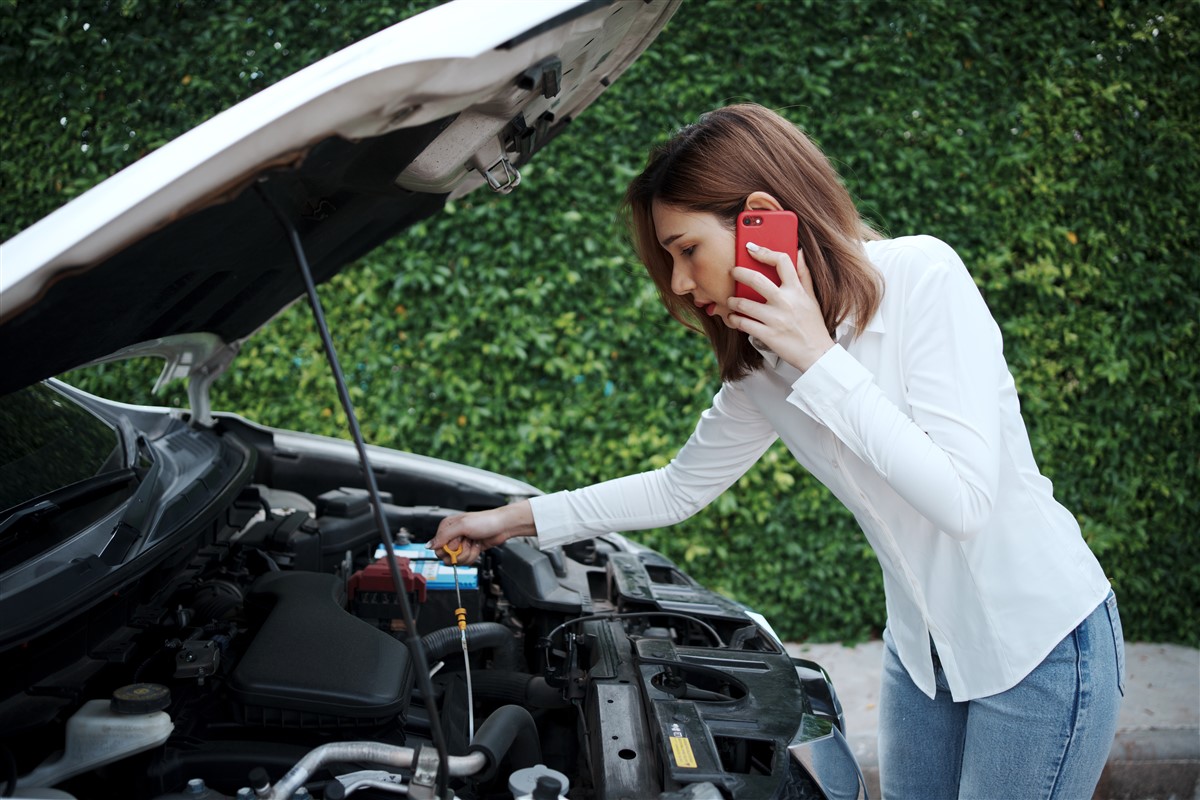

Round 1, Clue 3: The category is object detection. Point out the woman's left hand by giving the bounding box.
[727,243,835,372]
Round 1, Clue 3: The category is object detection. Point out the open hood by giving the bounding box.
[0,0,680,397]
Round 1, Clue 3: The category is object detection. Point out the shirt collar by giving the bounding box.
[749,336,780,369]
[835,308,886,342]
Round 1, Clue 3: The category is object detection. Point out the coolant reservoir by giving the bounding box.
[17,684,174,790]
[508,764,570,800]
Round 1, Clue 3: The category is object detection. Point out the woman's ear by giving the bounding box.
[744,191,784,211]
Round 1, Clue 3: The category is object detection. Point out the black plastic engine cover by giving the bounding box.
[230,571,413,726]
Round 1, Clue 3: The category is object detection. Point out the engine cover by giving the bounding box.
[230,571,413,727]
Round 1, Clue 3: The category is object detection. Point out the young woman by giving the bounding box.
[428,103,1124,799]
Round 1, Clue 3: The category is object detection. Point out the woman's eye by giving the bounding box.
[681,245,695,257]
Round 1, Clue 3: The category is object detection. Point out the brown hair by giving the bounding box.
[623,103,883,382]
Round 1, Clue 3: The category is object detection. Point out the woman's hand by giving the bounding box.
[426,500,536,565]
[727,243,835,372]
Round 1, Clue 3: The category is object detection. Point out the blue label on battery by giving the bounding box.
[374,543,478,590]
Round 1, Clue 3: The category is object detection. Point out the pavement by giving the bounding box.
[783,641,1200,800]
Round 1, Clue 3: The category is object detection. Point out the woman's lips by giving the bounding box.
[704,302,717,316]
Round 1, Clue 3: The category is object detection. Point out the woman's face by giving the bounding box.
[651,201,737,327]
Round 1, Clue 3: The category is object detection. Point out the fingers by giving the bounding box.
[425,535,481,566]
[736,242,816,310]
[427,516,460,553]
[743,241,801,288]
[442,537,484,565]
[728,243,819,330]
[427,512,504,566]
[428,516,472,563]
[724,307,766,336]
[743,241,816,301]
[731,265,778,300]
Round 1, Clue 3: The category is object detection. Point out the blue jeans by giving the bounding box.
[878,592,1125,800]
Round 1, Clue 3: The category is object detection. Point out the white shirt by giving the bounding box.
[529,235,1110,701]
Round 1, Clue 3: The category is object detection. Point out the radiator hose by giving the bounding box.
[467,705,542,781]
[471,670,570,709]
[421,622,519,670]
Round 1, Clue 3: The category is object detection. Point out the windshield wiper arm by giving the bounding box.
[100,450,165,566]
[0,470,138,537]
[0,469,138,560]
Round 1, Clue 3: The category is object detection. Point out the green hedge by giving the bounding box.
[3,0,1197,645]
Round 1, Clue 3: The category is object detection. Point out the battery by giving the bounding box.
[375,543,480,637]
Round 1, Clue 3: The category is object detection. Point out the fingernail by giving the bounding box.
[745,241,762,251]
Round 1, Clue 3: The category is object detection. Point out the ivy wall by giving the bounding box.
[2,0,1196,644]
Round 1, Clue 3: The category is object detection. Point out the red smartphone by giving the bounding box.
[734,209,799,304]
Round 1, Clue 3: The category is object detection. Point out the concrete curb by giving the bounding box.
[784,641,1199,800]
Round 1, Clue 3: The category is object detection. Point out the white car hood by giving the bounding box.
[0,0,679,396]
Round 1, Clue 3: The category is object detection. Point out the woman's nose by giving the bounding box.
[670,262,694,295]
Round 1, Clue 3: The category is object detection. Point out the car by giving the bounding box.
[0,2,866,799]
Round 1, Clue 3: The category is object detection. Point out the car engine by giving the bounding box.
[0,444,839,800]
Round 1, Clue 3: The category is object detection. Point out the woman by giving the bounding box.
[428,103,1124,799]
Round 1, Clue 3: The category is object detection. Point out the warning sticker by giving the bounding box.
[668,723,697,768]
[669,737,697,768]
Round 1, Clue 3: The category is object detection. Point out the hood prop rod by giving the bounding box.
[255,184,453,799]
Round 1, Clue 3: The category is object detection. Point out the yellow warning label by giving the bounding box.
[669,736,697,769]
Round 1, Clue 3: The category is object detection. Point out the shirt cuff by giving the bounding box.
[528,493,574,551]
[786,343,872,421]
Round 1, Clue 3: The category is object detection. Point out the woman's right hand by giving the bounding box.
[426,499,536,565]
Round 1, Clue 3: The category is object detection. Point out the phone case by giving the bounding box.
[734,209,798,304]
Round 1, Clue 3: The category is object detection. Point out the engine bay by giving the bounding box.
[0,417,832,800]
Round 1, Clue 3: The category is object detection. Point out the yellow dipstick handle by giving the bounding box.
[443,544,468,631]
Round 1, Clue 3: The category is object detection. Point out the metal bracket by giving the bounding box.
[473,153,522,194]
[407,745,441,800]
